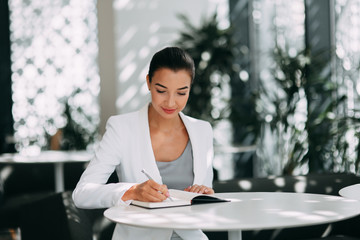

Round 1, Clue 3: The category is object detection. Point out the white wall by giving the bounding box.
[113,0,223,114]
[98,0,228,134]
[97,1,117,135]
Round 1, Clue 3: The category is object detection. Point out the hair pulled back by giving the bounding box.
[148,47,195,84]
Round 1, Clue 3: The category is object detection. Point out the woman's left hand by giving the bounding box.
[184,185,214,194]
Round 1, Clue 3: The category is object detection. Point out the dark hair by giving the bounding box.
[148,47,195,84]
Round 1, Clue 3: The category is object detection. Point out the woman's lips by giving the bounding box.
[162,108,176,114]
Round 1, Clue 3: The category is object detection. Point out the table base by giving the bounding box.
[228,230,242,240]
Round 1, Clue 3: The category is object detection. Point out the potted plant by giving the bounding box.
[262,45,347,174]
[175,13,262,178]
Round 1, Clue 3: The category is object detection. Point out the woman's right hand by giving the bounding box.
[122,180,169,202]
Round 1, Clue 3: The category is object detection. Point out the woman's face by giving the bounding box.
[147,68,191,119]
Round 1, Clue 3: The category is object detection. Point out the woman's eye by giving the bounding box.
[178,92,187,96]
[156,90,165,93]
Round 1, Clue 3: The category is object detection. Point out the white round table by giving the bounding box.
[0,150,92,192]
[339,183,360,200]
[104,192,360,240]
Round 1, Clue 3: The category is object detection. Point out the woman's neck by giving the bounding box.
[148,104,183,132]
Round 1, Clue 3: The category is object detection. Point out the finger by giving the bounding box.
[198,186,207,194]
[135,181,167,202]
[188,185,213,194]
[197,185,208,194]
[147,179,160,188]
[147,181,169,199]
[149,181,169,197]
[158,184,170,197]
[142,191,166,202]
[197,185,214,194]
[203,188,214,194]
[146,189,168,201]
[187,185,196,192]
[139,187,167,202]
[189,184,202,193]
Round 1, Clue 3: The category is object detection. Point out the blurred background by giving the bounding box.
[1,0,360,185]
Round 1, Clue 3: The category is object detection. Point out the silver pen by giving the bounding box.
[141,169,174,201]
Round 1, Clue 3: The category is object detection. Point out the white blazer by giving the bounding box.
[72,103,214,240]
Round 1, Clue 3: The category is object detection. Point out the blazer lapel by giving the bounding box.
[179,113,205,185]
[138,103,163,183]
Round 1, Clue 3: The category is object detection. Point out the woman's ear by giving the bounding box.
[146,75,151,90]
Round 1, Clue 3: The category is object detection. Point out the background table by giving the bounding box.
[104,192,360,240]
[0,150,92,192]
[339,183,360,200]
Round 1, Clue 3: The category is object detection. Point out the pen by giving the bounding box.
[141,169,173,201]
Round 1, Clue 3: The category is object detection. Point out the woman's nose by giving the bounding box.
[166,94,176,107]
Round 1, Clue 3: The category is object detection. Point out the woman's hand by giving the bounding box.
[122,180,170,202]
[184,185,214,194]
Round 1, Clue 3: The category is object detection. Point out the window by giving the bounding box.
[9,0,100,155]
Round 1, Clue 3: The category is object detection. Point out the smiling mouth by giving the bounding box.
[162,108,176,114]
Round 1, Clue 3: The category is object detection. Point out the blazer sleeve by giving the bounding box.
[72,116,135,209]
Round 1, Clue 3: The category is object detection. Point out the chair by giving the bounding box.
[19,191,113,240]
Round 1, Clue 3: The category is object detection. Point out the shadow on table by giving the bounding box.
[207,173,360,240]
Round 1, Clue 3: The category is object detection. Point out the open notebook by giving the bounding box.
[131,189,230,209]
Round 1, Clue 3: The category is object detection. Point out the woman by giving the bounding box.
[72,47,214,240]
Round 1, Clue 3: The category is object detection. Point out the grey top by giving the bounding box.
[156,140,194,190]
[156,140,194,240]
